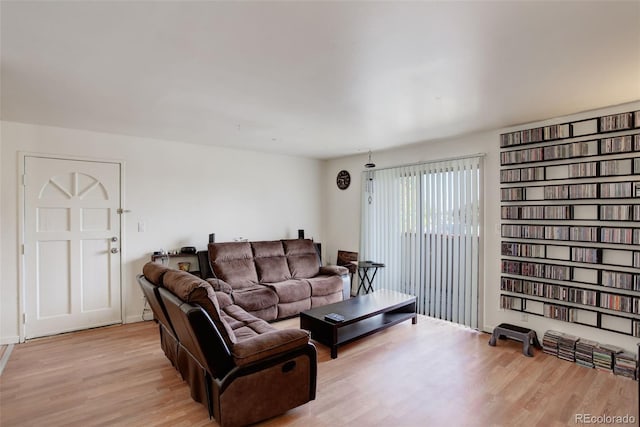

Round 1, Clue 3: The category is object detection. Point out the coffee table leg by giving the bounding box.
[331,345,338,359]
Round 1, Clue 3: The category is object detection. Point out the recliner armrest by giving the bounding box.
[319,265,349,276]
[206,278,233,294]
[231,329,310,366]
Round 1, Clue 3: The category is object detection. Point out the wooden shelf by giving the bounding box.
[151,252,201,277]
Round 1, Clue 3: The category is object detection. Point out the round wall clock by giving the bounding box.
[336,170,351,190]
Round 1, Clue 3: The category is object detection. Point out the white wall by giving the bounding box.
[323,100,640,352]
[4,101,639,351]
[0,127,3,340]
[0,121,324,343]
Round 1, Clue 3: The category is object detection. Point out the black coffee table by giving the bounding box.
[299,289,417,358]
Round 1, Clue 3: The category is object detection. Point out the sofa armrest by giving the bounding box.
[319,265,349,276]
[206,278,233,294]
[231,329,310,367]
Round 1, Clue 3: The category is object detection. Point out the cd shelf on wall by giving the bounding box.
[600,112,634,132]
[500,108,640,338]
[500,182,640,201]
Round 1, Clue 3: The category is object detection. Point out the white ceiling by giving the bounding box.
[1,1,639,160]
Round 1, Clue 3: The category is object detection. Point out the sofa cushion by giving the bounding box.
[277,299,311,318]
[231,329,310,366]
[252,240,285,258]
[252,241,291,283]
[311,293,342,308]
[215,291,233,309]
[162,270,237,345]
[233,319,278,342]
[223,304,264,326]
[221,312,245,331]
[256,256,291,283]
[143,262,171,286]
[306,275,344,296]
[209,242,259,288]
[231,285,279,311]
[265,279,311,303]
[221,304,264,330]
[245,306,278,322]
[282,239,320,278]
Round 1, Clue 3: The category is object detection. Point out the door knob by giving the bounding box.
[111,236,118,242]
[111,248,119,254]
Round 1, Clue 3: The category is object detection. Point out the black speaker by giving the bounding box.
[209,233,215,243]
[298,229,305,239]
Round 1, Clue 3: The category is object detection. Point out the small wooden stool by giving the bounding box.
[488,323,541,357]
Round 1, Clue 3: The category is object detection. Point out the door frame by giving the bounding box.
[18,152,126,342]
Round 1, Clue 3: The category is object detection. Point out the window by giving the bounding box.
[360,155,484,328]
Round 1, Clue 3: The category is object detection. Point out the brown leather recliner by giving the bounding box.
[138,268,179,367]
[138,262,317,427]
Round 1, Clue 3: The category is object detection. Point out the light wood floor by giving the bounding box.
[1,316,637,427]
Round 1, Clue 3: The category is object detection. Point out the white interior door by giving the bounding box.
[24,156,122,339]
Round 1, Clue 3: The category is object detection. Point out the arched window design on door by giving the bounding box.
[39,172,109,200]
[37,172,111,233]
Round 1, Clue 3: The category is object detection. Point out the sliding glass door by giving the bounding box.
[360,155,484,328]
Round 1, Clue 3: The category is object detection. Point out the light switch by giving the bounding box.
[138,221,146,232]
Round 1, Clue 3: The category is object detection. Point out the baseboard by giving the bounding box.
[0,336,20,345]
[125,314,144,324]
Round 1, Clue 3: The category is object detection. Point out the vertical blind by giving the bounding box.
[360,155,484,329]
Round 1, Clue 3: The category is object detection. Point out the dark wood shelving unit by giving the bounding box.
[151,252,201,277]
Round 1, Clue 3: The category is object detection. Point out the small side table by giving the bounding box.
[356,261,385,294]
